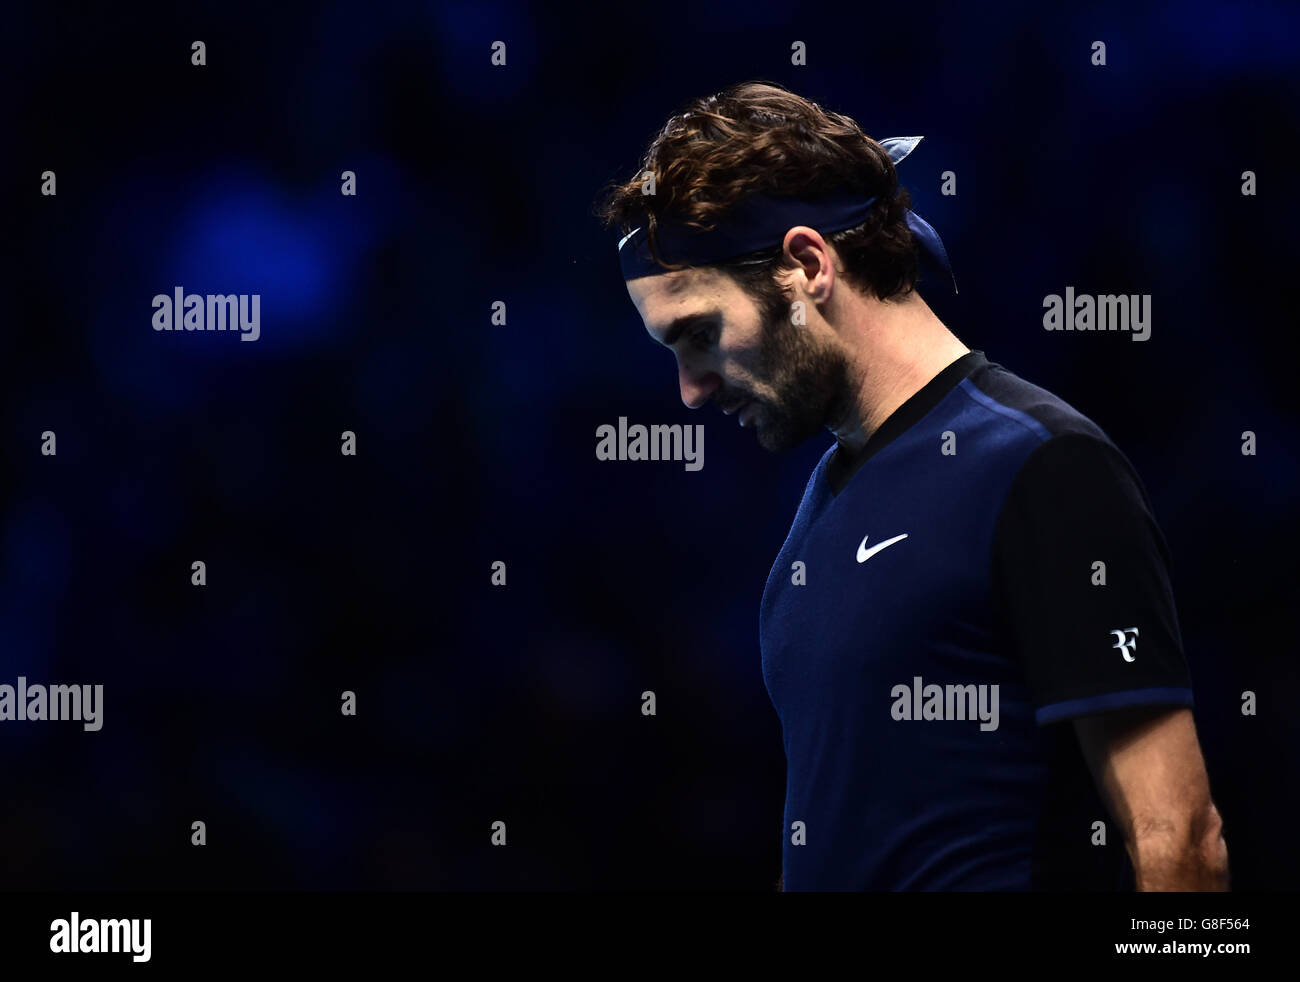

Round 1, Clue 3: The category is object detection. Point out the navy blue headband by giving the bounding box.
[617,135,956,293]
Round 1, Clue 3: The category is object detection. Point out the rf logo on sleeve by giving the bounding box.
[1110,627,1140,662]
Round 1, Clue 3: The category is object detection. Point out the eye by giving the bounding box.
[690,323,718,349]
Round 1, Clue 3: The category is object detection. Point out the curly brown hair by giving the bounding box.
[595,80,921,312]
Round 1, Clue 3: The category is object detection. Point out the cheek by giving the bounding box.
[716,358,763,398]
[728,347,781,397]
[718,336,768,384]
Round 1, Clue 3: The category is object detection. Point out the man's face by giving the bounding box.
[628,265,850,452]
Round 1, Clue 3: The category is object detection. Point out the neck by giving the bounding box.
[826,290,969,455]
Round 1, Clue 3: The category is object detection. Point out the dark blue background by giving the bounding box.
[3,0,1297,889]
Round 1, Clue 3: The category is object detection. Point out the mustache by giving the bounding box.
[717,388,757,414]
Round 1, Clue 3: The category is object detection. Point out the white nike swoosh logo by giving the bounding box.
[617,227,642,251]
[856,533,909,563]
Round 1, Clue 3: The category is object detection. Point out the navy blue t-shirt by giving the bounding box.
[760,350,1193,890]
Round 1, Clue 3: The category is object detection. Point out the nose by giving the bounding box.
[677,359,721,409]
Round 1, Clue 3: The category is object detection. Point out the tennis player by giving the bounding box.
[598,81,1228,891]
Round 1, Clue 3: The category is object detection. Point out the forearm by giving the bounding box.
[1130,813,1230,891]
[1074,708,1229,892]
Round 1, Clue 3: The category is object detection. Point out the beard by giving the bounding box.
[740,306,853,452]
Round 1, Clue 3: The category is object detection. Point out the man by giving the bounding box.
[598,82,1228,891]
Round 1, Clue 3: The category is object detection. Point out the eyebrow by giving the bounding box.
[658,309,721,348]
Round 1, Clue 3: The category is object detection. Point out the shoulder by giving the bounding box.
[962,357,1113,446]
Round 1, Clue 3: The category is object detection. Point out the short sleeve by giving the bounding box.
[992,433,1193,725]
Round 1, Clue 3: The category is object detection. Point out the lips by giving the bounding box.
[720,396,758,426]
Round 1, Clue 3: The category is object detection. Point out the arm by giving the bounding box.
[1073,706,1229,891]
[992,432,1215,888]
